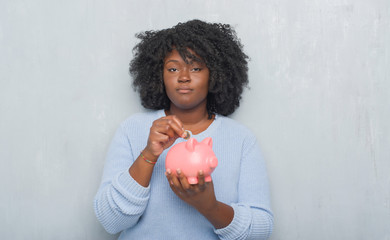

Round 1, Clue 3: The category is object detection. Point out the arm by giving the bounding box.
[166,169,234,229]
[94,116,186,234]
[129,115,186,187]
[215,138,274,240]
[93,124,149,234]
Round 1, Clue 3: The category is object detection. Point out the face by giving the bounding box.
[163,49,210,111]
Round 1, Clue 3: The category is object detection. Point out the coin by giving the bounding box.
[183,130,191,140]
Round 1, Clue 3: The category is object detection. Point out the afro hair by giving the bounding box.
[130,19,249,118]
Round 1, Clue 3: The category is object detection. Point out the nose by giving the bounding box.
[178,69,190,83]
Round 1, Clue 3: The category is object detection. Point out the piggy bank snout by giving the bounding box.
[208,156,218,169]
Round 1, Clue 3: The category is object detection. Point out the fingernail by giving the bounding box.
[166,169,171,174]
[176,169,181,174]
[199,170,203,175]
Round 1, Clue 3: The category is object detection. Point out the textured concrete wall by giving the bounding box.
[1,0,389,239]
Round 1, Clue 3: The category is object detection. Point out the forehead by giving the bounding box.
[164,48,203,64]
[164,49,182,59]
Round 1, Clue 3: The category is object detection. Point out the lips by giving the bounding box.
[176,86,193,94]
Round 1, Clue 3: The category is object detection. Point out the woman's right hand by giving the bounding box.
[143,115,186,159]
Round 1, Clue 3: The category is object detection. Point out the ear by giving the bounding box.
[185,138,198,152]
[201,137,213,147]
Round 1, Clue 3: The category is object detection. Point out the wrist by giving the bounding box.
[141,148,159,162]
[196,199,219,215]
[197,201,234,229]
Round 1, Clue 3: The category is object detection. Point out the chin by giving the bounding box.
[169,97,207,111]
[171,102,201,111]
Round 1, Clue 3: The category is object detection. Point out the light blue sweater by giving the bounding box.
[94,110,273,239]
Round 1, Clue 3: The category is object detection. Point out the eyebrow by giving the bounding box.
[164,59,204,66]
[165,60,179,64]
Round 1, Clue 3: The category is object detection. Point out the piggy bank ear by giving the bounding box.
[201,137,213,147]
[185,138,198,152]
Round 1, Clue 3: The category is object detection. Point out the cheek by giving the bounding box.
[202,73,210,90]
[163,75,174,90]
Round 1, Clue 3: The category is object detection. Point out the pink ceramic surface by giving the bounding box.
[165,137,218,184]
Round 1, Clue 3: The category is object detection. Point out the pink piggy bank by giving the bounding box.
[165,137,218,184]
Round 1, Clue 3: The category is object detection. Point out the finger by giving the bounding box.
[149,127,171,140]
[153,120,177,138]
[165,169,174,185]
[176,169,191,192]
[197,170,206,191]
[166,170,186,197]
[148,131,170,147]
[170,169,185,193]
[165,116,186,138]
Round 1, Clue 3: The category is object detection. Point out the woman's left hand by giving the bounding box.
[165,169,217,212]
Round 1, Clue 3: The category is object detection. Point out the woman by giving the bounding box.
[94,19,273,239]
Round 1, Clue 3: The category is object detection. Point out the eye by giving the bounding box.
[167,68,178,72]
[191,68,202,72]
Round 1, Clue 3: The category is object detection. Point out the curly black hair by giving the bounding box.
[130,19,249,118]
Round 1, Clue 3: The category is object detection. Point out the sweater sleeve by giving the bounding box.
[93,123,150,234]
[215,136,274,240]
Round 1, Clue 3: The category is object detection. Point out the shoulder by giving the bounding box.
[212,116,262,160]
[218,115,256,137]
[120,110,164,131]
[215,115,258,146]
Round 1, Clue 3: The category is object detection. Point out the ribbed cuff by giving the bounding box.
[214,203,251,239]
[116,170,150,198]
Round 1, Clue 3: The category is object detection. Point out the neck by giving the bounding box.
[166,103,213,135]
